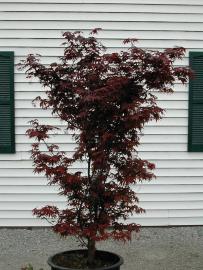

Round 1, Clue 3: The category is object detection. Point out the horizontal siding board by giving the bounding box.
[133,185,203,193]
[1,184,203,194]
[1,12,203,23]
[139,152,203,159]
[0,194,65,202]
[1,21,203,32]
[2,158,203,168]
[0,201,63,211]
[4,151,203,161]
[0,209,203,219]
[139,193,203,201]
[14,134,188,143]
[0,176,203,185]
[2,167,203,177]
[0,47,196,57]
[1,201,203,211]
[1,3,203,13]
[0,30,203,40]
[2,38,203,48]
[51,58,190,66]
[153,168,203,176]
[167,217,203,226]
[155,160,203,168]
[0,192,203,202]
[2,166,203,178]
[1,167,203,178]
[13,143,187,152]
[140,200,203,209]
[0,200,203,211]
[15,125,188,135]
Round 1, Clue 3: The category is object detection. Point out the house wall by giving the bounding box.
[0,0,203,226]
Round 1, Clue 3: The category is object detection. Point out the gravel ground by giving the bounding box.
[0,226,202,270]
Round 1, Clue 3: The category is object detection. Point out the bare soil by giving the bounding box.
[52,250,117,269]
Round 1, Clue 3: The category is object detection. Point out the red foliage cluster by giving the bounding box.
[19,29,191,254]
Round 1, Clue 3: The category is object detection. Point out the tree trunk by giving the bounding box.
[87,238,96,267]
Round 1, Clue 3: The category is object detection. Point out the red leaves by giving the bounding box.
[105,52,121,63]
[173,67,194,84]
[26,119,58,142]
[123,38,138,45]
[20,29,192,246]
[111,223,141,241]
[54,223,80,236]
[164,47,186,60]
[32,96,49,109]
[101,132,114,144]
[90,28,102,35]
[33,205,59,218]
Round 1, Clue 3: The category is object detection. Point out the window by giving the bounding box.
[0,51,15,153]
[188,52,203,152]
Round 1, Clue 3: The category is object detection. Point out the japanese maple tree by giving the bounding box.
[19,29,191,266]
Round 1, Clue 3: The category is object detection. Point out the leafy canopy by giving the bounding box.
[19,29,191,245]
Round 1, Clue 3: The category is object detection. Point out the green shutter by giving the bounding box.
[188,52,203,152]
[0,51,15,153]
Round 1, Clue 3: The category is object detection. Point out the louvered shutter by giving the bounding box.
[0,52,15,153]
[188,52,203,152]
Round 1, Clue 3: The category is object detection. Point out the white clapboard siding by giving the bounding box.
[14,143,188,152]
[14,116,188,126]
[1,20,203,32]
[0,192,203,202]
[1,12,203,23]
[0,47,198,58]
[3,167,203,177]
[1,200,203,211]
[0,0,203,227]
[0,30,202,41]
[1,38,203,49]
[1,159,203,169]
[1,184,203,194]
[1,3,203,13]
[15,125,188,135]
[1,176,203,185]
[3,150,203,161]
[14,134,187,144]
